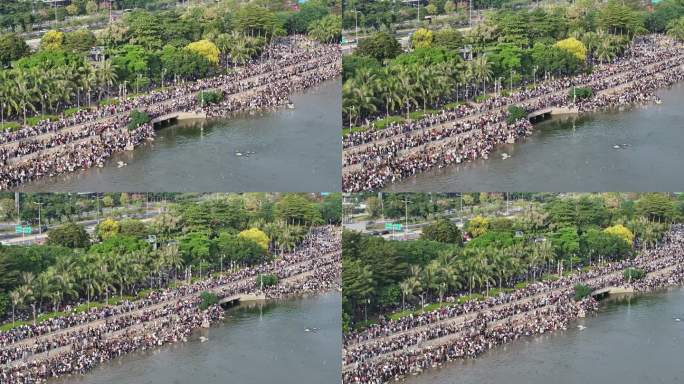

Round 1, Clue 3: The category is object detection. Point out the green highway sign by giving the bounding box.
[384,223,402,231]
[15,225,31,234]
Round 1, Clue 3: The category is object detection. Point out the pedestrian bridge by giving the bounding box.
[527,106,578,122]
[151,111,206,128]
[591,286,634,298]
[218,293,266,306]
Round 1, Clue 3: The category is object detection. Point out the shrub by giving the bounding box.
[256,274,278,288]
[0,122,21,132]
[474,94,489,102]
[569,87,592,101]
[127,109,150,130]
[574,283,592,300]
[199,291,219,310]
[506,105,527,124]
[99,97,119,106]
[196,90,224,106]
[623,268,646,281]
[26,115,58,126]
[374,115,405,130]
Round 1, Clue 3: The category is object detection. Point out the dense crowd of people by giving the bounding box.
[0,226,341,383]
[342,226,684,383]
[0,37,341,189]
[342,35,684,192]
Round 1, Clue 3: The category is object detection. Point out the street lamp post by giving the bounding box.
[354,9,359,44]
[510,69,515,94]
[34,202,43,234]
[533,66,538,88]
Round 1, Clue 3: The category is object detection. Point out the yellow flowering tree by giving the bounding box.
[238,228,270,251]
[554,37,587,62]
[97,218,120,240]
[411,28,433,49]
[186,39,220,65]
[467,215,490,238]
[604,224,634,245]
[40,30,64,51]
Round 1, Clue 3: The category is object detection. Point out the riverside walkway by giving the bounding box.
[5,60,339,166]
[1,249,339,360]
[4,253,338,369]
[342,52,684,176]
[342,250,683,372]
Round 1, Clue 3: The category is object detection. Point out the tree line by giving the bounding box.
[342,0,683,128]
[0,0,340,128]
[342,192,684,331]
[0,192,341,325]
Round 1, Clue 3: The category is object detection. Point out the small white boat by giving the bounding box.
[287,102,295,109]
[655,99,663,105]
[117,161,127,168]
[613,145,621,149]
[235,152,243,157]
[501,153,510,159]
[577,325,587,330]
[200,336,209,343]
[675,318,681,322]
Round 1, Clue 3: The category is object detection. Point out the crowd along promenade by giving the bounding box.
[0,226,341,383]
[0,36,342,190]
[342,225,684,383]
[341,35,684,192]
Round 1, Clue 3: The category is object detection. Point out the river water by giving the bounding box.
[388,83,684,192]
[406,287,684,384]
[52,292,341,384]
[21,79,341,192]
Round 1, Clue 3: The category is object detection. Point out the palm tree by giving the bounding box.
[9,290,21,326]
[32,272,53,312]
[667,17,684,41]
[81,263,101,307]
[472,55,493,96]
[422,262,439,299]
[380,68,402,116]
[396,67,417,119]
[215,33,233,69]
[399,276,421,310]
[162,244,184,280]
[345,77,378,125]
[0,70,15,129]
[17,280,36,325]
[596,38,617,65]
[13,69,37,125]
[539,241,555,274]
[342,81,363,128]
[49,257,77,311]
[475,248,494,296]
[96,60,118,100]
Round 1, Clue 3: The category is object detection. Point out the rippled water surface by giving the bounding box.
[388,83,684,192]
[407,287,684,384]
[22,79,341,192]
[54,292,341,384]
